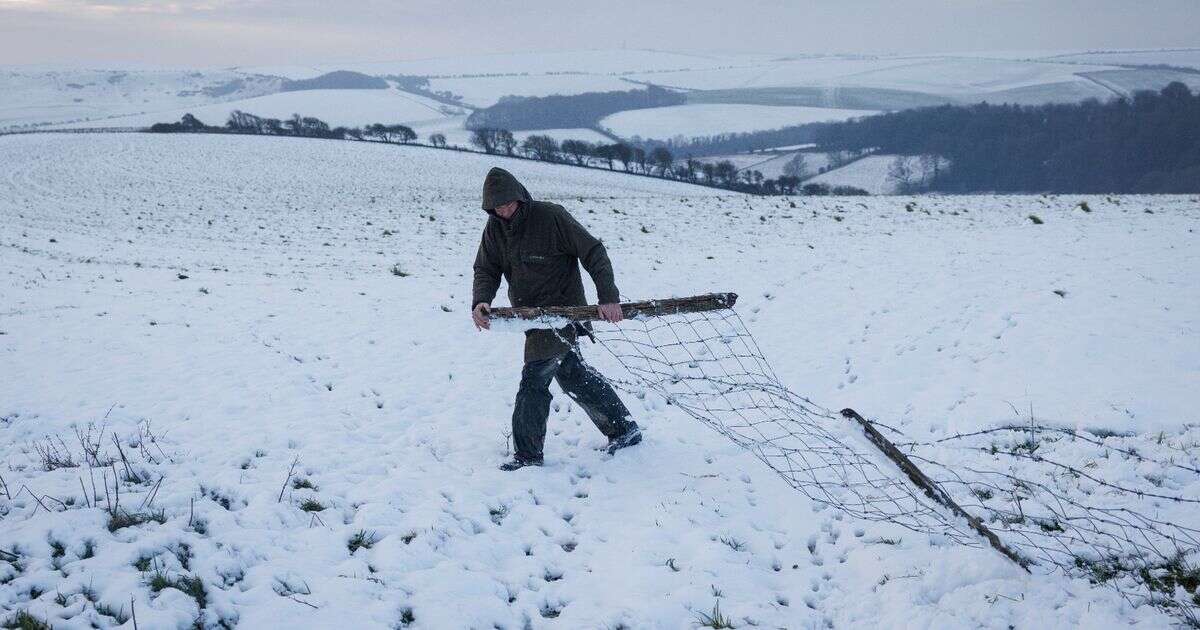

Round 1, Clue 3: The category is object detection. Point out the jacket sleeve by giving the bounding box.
[556,208,620,304]
[472,223,502,307]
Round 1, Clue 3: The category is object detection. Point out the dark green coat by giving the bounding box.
[473,167,620,362]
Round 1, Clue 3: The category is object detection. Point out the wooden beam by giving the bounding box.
[840,407,1032,572]
[489,292,738,322]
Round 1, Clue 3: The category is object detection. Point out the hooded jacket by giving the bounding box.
[473,167,620,362]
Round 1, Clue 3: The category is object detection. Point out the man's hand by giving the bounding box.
[472,302,491,330]
[597,303,623,323]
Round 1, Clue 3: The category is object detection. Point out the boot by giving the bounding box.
[499,456,544,471]
[606,421,643,455]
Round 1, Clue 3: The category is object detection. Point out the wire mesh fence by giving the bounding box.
[573,303,1200,625]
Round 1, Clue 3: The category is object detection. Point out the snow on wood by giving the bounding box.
[490,293,738,322]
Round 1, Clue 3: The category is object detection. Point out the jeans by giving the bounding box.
[512,349,632,460]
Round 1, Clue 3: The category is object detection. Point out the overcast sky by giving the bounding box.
[1,0,1198,67]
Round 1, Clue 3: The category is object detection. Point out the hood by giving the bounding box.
[481,167,532,213]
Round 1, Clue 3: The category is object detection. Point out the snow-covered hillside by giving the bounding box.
[406,118,611,150]
[804,155,911,195]
[1042,48,1200,70]
[55,89,459,130]
[600,104,873,140]
[1,133,1197,629]
[0,69,279,129]
[10,47,1200,144]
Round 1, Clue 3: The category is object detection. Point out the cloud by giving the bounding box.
[0,0,252,12]
[1,0,1198,67]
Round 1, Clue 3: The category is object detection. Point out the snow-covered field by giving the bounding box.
[54,89,459,130]
[804,155,915,195]
[330,49,760,78]
[427,75,635,110]
[239,49,769,109]
[1043,48,1200,70]
[678,151,837,180]
[829,57,1112,96]
[743,151,836,179]
[623,55,1122,105]
[600,104,873,140]
[1,133,1197,629]
[0,69,279,129]
[623,56,926,91]
[9,47,1199,146]
[406,118,612,149]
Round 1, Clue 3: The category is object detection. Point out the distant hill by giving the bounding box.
[814,82,1200,194]
[466,86,684,131]
[281,70,388,91]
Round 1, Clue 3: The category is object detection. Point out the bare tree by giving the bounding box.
[777,175,801,194]
[613,143,634,171]
[365,124,414,143]
[471,128,500,154]
[918,154,942,186]
[395,125,417,144]
[593,144,617,169]
[650,147,674,177]
[887,156,914,190]
[180,113,205,130]
[496,129,516,155]
[714,160,737,186]
[227,110,264,133]
[301,117,330,137]
[633,147,648,173]
[561,139,594,165]
[782,153,809,180]
[521,135,559,161]
[429,133,447,148]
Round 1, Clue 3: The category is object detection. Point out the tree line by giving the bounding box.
[280,70,388,92]
[468,128,866,196]
[147,110,865,196]
[466,86,685,131]
[813,81,1200,194]
[633,123,834,158]
[150,111,422,144]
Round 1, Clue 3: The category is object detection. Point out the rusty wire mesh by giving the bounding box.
[578,306,1200,625]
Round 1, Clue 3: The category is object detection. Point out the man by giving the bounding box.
[471,167,642,471]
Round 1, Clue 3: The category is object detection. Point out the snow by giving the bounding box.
[427,75,636,109]
[228,65,329,80]
[8,48,1195,142]
[623,56,928,91]
[600,104,874,140]
[753,152,836,179]
[622,54,1118,102]
[804,155,919,194]
[1,132,1197,629]
[688,151,837,179]
[328,49,762,78]
[406,117,612,150]
[1042,48,1200,70]
[52,89,456,130]
[829,57,1114,96]
[0,69,279,129]
[511,129,612,144]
